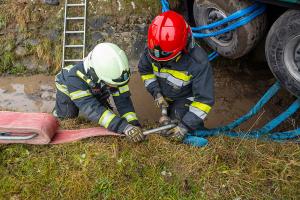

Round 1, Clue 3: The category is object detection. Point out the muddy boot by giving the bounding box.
[43,0,59,5]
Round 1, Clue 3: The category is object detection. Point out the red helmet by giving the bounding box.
[147,11,191,62]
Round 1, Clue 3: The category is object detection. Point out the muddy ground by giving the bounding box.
[0,56,296,132]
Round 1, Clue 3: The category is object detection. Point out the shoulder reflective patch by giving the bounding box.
[122,112,138,122]
[119,85,129,94]
[98,110,116,128]
[70,90,92,100]
[152,63,159,72]
[55,82,70,96]
[190,102,212,113]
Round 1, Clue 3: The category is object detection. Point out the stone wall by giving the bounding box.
[0,0,181,74]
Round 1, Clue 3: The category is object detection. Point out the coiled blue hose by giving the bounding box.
[192,5,266,38]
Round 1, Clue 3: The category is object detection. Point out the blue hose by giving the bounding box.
[208,51,219,61]
[193,82,281,137]
[269,128,300,140]
[192,3,260,31]
[192,5,266,38]
[161,0,169,12]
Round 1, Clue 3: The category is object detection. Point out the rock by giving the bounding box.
[24,38,40,47]
[19,56,39,70]
[15,46,28,57]
[89,16,108,30]
[47,29,60,41]
[91,32,103,42]
[19,55,49,71]
[134,23,147,34]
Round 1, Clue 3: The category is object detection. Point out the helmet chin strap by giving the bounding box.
[83,55,91,74]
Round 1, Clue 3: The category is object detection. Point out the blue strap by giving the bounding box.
[208,51,219,61]
[192,3,260,31]
[193,82,281,137]
[192,5,266,38]
[269,128,300,140]
[161,0,170,12]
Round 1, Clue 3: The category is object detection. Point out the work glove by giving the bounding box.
[123,124,145,143]
[154,93,168,110]
[167,123,189,142]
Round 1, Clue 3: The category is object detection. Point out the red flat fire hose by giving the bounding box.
[0,111,119,145]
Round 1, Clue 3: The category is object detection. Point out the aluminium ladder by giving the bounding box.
[62,0,87,68]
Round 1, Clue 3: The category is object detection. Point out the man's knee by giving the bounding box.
[169,101,189,120]
[55,92,79,119]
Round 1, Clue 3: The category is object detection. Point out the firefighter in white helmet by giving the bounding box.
[54,43,145,142]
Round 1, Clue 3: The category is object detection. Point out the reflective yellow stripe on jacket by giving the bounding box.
[98,110,116,128]
[151,63,192,87]
[70,90,92,100]
[55,82,70,96]
[141,74,157,87]
[119,85,129,94]
[112,85,130,97]
[122,112,138,122]
[189,101,212,120]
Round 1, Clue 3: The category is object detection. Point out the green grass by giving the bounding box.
[0,120,300,199]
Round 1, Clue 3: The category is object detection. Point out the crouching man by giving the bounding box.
[54,43,145,142]
[138,11,214,142]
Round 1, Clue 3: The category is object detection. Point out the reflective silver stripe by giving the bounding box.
[70,90,92,100]
[144,78,157,87]
[189,106,207,120]
[122,112,138,122]
[55,82,69,96]
[187,97,194,101]
[98,110,116,128]
[154,72,190,87]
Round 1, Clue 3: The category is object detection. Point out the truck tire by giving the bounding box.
[265,10,300,98]
[193,0,267,59]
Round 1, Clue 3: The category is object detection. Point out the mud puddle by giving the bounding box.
[0,75,56,113]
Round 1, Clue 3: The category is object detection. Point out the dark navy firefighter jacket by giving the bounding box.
[55,62,139,133]
[138,45,214,131]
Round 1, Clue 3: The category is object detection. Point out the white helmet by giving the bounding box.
[84,43,130,86]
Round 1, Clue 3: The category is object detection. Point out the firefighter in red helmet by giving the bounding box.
[138,11,214,142]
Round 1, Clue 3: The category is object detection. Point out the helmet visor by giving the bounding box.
[105,70,130,87]
[148,48,173,60]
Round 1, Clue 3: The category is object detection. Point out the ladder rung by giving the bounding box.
[67,4,85,7]
[64,59,83,62]
[66,31,84,34]
[66,17,85,20]
[65,45,84,48]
